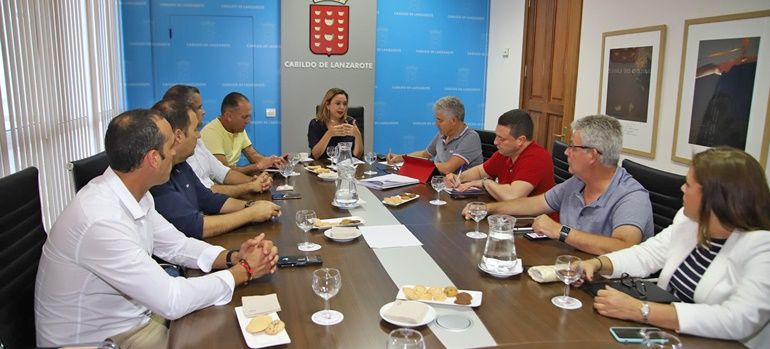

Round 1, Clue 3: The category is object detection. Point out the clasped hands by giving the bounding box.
[330,122,359,137]
[234,233,279,280]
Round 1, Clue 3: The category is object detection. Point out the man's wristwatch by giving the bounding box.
[225,250,238,268]
[559,225,572,242]
[640,302,651,322]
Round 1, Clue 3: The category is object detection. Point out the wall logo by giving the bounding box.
[309,0,349,56]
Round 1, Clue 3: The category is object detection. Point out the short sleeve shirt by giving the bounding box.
[482,142,555,196]
[307,117,358,159]
[150,162,229,239]
[544,167,654,240]
[200,117,252,166]
[426,127,483,169]
[187,139,231,188]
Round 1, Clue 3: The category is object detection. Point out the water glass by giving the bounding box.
[364,151,377,175]
[551,255,583,309]
[386,328,425,349]
[466,202,488,239]
[480,215,517,274]
[277,161,294,191]
[296,210,321,251]
[640,330,682,349]
[430,176,446,206]
[311,268,343,325]
[326,146,338,165]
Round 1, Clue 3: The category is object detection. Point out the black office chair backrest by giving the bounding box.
[622,159,685,234]
[70,151,108,192]
[552,140,571,184]
[314,106,365,142]
[0,167,47,348]
[475,129,496,161]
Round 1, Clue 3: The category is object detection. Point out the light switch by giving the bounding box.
[266,108,276,117]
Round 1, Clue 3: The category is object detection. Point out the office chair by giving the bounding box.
[475,129,496,161]
[0,167,47,348]
[69,151,108,192]
[552,140,571,184]
[622,159,685,234]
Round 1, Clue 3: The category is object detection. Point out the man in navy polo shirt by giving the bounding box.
[150,100,281,239]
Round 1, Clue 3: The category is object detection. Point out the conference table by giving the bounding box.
[168,163,741,349]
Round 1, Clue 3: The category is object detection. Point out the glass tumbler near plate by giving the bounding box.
[480,215,518,275]
[429,176,446,206]
[364,151,377,175]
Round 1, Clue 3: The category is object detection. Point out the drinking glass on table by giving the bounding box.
[311,268,343,325]
[429,176,446,206]
[296,210,321,251]
[290,152,302,167]
[466,202,488,239]
[364,151,377,175]
[276,161,294,191]
[326,146,339,166]
[386,328,425,349]
[551,255,583,309]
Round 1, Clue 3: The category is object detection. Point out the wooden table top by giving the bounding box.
[168,164,741,349]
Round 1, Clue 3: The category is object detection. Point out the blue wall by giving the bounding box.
[121,0,489,155]
[373,0,490,154]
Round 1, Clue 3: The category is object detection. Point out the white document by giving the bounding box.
[357,174,419,190]
[360,224,423,249]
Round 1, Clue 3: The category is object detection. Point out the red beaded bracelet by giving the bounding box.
[239,259,253,282]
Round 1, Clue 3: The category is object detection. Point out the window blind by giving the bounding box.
[0,0,124,228]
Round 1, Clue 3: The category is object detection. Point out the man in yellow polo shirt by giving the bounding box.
[201,92,284,174]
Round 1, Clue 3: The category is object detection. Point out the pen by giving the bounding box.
[512,227,534,233]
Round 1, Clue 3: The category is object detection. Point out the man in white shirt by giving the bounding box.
[34,109,279,348]
[163,85,272,198]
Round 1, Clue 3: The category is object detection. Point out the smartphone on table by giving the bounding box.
[609,327,660,343]
[277,255,323,267]
[272,192,302,200]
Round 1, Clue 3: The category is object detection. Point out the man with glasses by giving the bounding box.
[464,114,653,255]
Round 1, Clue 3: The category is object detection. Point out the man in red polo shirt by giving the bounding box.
[445,109,554,201]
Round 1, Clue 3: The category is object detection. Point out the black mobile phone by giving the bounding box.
[272,192,302,200]
[609,327,660,343]
[277,255,323,267]
[523,230,549,240]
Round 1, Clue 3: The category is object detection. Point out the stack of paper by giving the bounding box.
[357,174,419,190]
[360,225,423,248]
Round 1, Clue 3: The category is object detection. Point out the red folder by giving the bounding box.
[397,156,439,184]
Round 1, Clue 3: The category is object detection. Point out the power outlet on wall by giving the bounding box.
[266,108,276,117]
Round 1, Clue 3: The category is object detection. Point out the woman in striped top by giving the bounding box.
[581,147,770,348]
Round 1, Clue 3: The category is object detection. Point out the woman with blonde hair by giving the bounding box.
[582,147,770,348]
[307,88,363,159]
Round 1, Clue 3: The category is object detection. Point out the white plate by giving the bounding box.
[396,285,483,307]
[379,301,436,328]
[382,193,420,207]
[312,216,365,230]
[234,307,290,348]
[477,259,523,278]
[318,172,339,181]
[323,227,362,242]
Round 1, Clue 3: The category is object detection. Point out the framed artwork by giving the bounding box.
[672,10,770,167]
[598,25,666,158]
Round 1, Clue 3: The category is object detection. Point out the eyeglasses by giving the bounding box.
[567,143,603,155]
[620,273,647,299]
